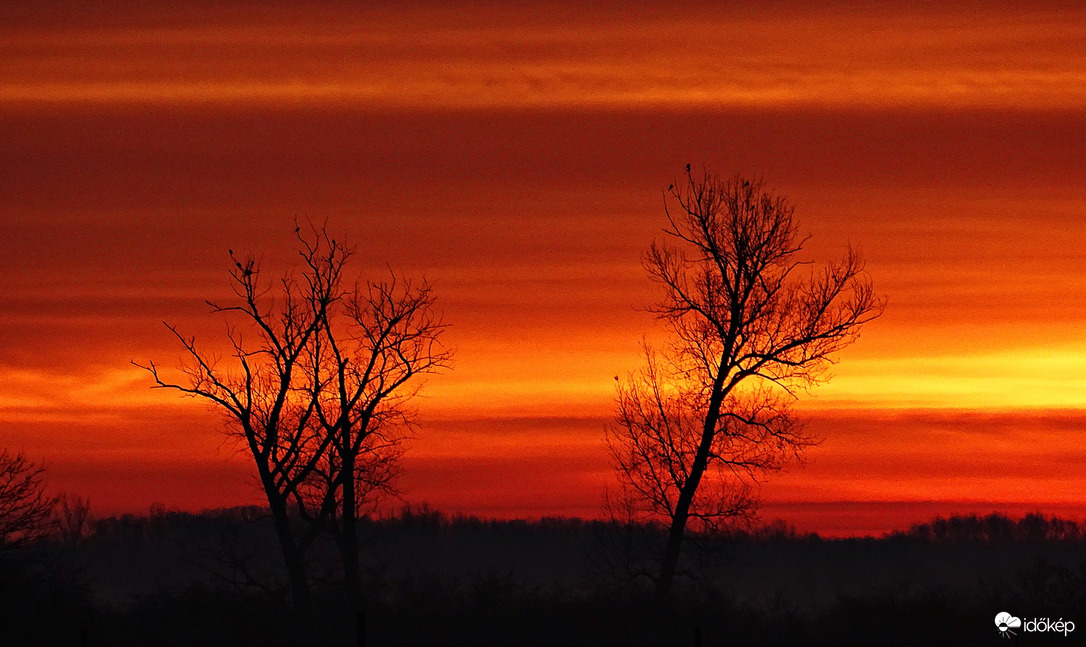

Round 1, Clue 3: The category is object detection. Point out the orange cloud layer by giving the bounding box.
[1,3,1082,109]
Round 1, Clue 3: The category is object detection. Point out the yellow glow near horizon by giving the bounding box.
[7,344,1086,428]
[807,348,1086,410]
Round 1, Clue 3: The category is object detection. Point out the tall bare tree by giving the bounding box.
[137,225,347,616]
[0,450,56,549]
[607,167,883,596]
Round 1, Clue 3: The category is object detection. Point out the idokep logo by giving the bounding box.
[995,612,1076,638]
[995,612,1022,637]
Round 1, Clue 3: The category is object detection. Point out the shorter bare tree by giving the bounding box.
[137,224,348,616]
[139,223,450,646]
[0,450,56,549]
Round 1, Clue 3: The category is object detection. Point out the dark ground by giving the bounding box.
[3,508,1085,646]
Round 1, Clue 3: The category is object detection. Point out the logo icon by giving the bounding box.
[996,612,1022,638]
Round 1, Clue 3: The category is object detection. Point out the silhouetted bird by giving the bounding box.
[614,376,619,381]
[685,163,691,173]
[743,180,750,188]
[668,184,674,191]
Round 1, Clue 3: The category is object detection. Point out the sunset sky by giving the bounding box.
[2,1,1084,535]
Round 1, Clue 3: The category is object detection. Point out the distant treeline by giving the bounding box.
[87,505,1086,546]
[894,512,1086,544]
[6,505,1086,646]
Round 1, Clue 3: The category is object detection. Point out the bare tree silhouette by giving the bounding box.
[607,167,883,596]
[0,450,56,549]
[137,223,450,645]
[137,224,348,617]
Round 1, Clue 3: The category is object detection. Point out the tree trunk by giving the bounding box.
[268,496,312,617]
[341,519,364,647]
[656,454,705,597]
[339,435,365,647]
[657,376,727,597]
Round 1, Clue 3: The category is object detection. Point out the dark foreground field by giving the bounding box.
[3,508,1085,646]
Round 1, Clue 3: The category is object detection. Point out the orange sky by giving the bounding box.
[1,1,1084,536]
